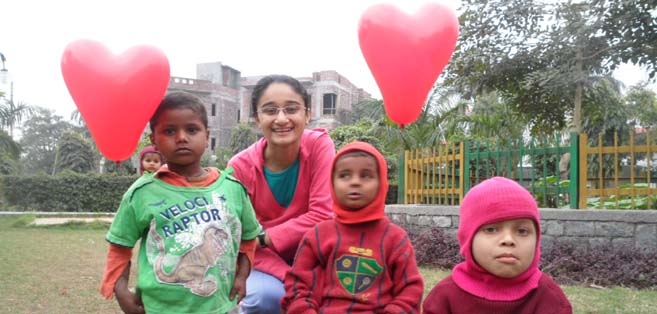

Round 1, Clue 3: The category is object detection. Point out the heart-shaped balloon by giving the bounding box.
[61,40,170,161]
[358,3,459,127]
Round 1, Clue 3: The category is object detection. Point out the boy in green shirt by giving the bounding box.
[101,92,262,314]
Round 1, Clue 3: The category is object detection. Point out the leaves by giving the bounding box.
[446,0,657,134]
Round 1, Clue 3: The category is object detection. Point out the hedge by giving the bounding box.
[1,172,139,212]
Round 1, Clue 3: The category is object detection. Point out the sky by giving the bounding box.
[1,0,655,123]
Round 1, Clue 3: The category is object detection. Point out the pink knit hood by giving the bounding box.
[452,176,543,301]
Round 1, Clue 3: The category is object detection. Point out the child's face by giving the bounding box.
[471,218,537,279]
[254,82,310,148]
[150,108,208,175]
[333,155,379,211]
[142,152,162,173]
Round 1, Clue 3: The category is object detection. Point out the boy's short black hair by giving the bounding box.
[250,75,310,117]
[150,92,208,132]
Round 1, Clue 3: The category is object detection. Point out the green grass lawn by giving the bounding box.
[1,215,656,313]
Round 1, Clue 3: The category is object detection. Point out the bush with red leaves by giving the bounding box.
[409,226,657,289]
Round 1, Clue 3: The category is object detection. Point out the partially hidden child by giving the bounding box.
[139,145,164,174]
[423,176,572,314]
[281,141,424,314]
[99,91,262,314]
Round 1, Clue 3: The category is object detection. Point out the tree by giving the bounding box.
[53,132,97,174]
[215,123,258,169]
[447,0,657,134]
[581,77,629,143]
[228,123,257,155]
[19,107,73,175]
[0,99,34,138]
[337,99,387,126]
[0,129,20,174]
[625,82,657,128]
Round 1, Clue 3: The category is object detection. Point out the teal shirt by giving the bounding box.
[264,158,300,208]
[107,169,262,314]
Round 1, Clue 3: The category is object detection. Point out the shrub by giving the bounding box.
[542,240,657,289]
[1,172,138,212]
[410,227,463,269]
[410,226,657,289]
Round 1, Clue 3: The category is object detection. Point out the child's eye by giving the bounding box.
[163,128,175,135]
[482,226,497,233]
[187,127,198,134]
[337,172,350,179]
[517,228,531,236]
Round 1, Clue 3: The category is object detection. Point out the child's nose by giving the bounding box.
[176,131,188,142]
[500,230,515,246]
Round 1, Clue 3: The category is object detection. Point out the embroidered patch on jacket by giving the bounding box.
[335,254,382,294]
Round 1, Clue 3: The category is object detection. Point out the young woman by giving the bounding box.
[228,75,335,313]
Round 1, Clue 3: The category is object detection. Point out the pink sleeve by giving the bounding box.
[267,132,335,257]
[252,247,292,281]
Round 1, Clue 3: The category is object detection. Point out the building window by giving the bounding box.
[211,103,216,116]
[211,137,216,150]
[323,93,337,115]
[237,109,241,122]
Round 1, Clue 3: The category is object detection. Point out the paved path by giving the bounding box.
[0,212,115,225]
[31,217,114,225]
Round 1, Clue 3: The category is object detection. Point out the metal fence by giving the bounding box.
[579,132,657,209]
[402,132,578,208]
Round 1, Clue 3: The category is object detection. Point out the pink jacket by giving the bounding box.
[227,128,335,280]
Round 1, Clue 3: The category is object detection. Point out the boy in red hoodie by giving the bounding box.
[423,177,572,314]
[281,141,424,314]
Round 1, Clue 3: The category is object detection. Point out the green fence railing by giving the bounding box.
[402,132,579,208]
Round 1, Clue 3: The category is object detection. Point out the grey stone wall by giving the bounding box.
[386,205,657,253]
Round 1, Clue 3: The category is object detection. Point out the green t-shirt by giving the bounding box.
[107,169,262,314]
[263,158,299,207]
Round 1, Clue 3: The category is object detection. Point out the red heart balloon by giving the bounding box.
[61,40,170,161]
[358,3,459,127]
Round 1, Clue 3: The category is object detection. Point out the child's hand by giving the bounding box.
[229,276,247,303]
[115,277,145,314]
[230,253,250,302]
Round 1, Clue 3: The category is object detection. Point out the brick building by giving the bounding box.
[168,62,372,152]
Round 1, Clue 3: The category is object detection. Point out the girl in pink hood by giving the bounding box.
[423,177,572,314]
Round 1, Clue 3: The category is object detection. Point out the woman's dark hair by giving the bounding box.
[250,74,310,117]
[150,91,208,132]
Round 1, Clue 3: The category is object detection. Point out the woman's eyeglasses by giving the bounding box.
[257,105,306,116]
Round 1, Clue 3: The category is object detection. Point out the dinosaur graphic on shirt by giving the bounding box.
[149,219,228,296]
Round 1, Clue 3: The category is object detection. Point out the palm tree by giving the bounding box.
[0,99,34,138]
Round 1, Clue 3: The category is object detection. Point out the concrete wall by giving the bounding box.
[386,205,657,253]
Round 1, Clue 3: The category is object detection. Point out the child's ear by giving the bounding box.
[149,133,156,147]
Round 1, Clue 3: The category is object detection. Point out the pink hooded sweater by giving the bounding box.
[452,176,543,301]
[227,128,335,280]
[423,177,571,314]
